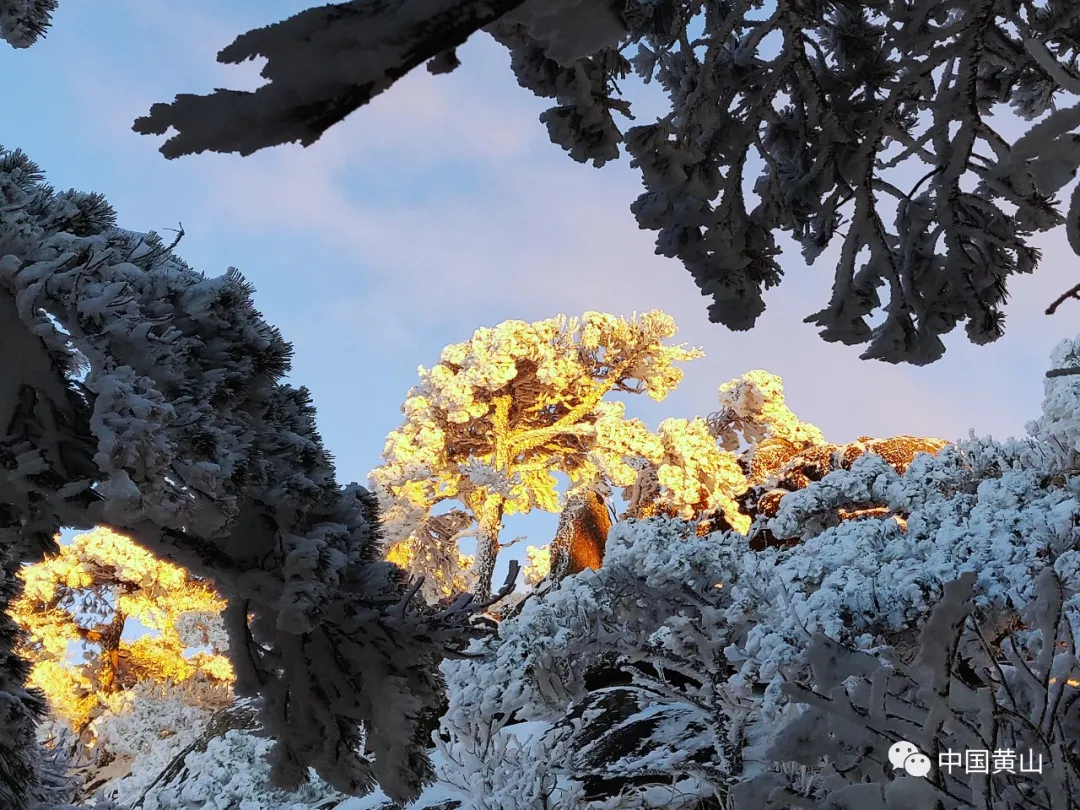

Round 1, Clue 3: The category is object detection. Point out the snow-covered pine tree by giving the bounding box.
[0,147,498,809]
[99,0,1080,364]
[369,310,702,600]
[373,319,834,605]
[431,340,1080,810]
[736,566,1080,809]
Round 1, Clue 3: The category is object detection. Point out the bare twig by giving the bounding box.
[435,559,520,620]
[395,575,426,619]
[497,534,526,551]
[1045,282,1080,316]
[163,222,185,252]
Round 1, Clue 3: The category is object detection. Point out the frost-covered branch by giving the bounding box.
[741,568,1080,809]
[15,0,1080,363]
[123,0,1080,364]
[0,147,494,807]
[0,0,56,48]
[130,0,532,158]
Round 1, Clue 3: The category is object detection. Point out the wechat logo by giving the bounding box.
[888,740,932,778]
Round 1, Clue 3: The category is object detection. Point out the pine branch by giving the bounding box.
[132,0,532,158]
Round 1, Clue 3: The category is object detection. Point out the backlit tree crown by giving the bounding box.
[11,527,231,737]
[370,310,702,598]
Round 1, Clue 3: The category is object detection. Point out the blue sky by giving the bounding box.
[6,0,1080,581]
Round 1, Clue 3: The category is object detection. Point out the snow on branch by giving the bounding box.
[0,0,56,48]
[124,0,1080,364]
[431,334,1080,808]
[0,146,498,806]
[487,1,1080,364]
[708,369,825,451]
[15,1,1080,363]
[744,567,1080,809]
[130,0,532,158]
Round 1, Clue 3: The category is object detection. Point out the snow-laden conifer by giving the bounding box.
[11,1,1080,362]
[0,147,494,808]
[0,0,55,47]
[736,567,1080,809]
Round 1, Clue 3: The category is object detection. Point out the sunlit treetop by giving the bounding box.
[708,370,827,452]
[11,527,232,735]
[370,310,702,596]
[373,309,700,518]
[639,416,749,530]
[619,370,827,532]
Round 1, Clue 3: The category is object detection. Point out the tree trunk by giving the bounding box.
[95,611,127,693]
[472,495,505,601]
[550,490,611,582]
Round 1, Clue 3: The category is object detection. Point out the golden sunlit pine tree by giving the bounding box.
[10,527,233,741]
[369,310,703,599]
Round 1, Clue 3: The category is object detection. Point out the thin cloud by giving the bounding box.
[54,5,1080,451]
[192,73,1070,444]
